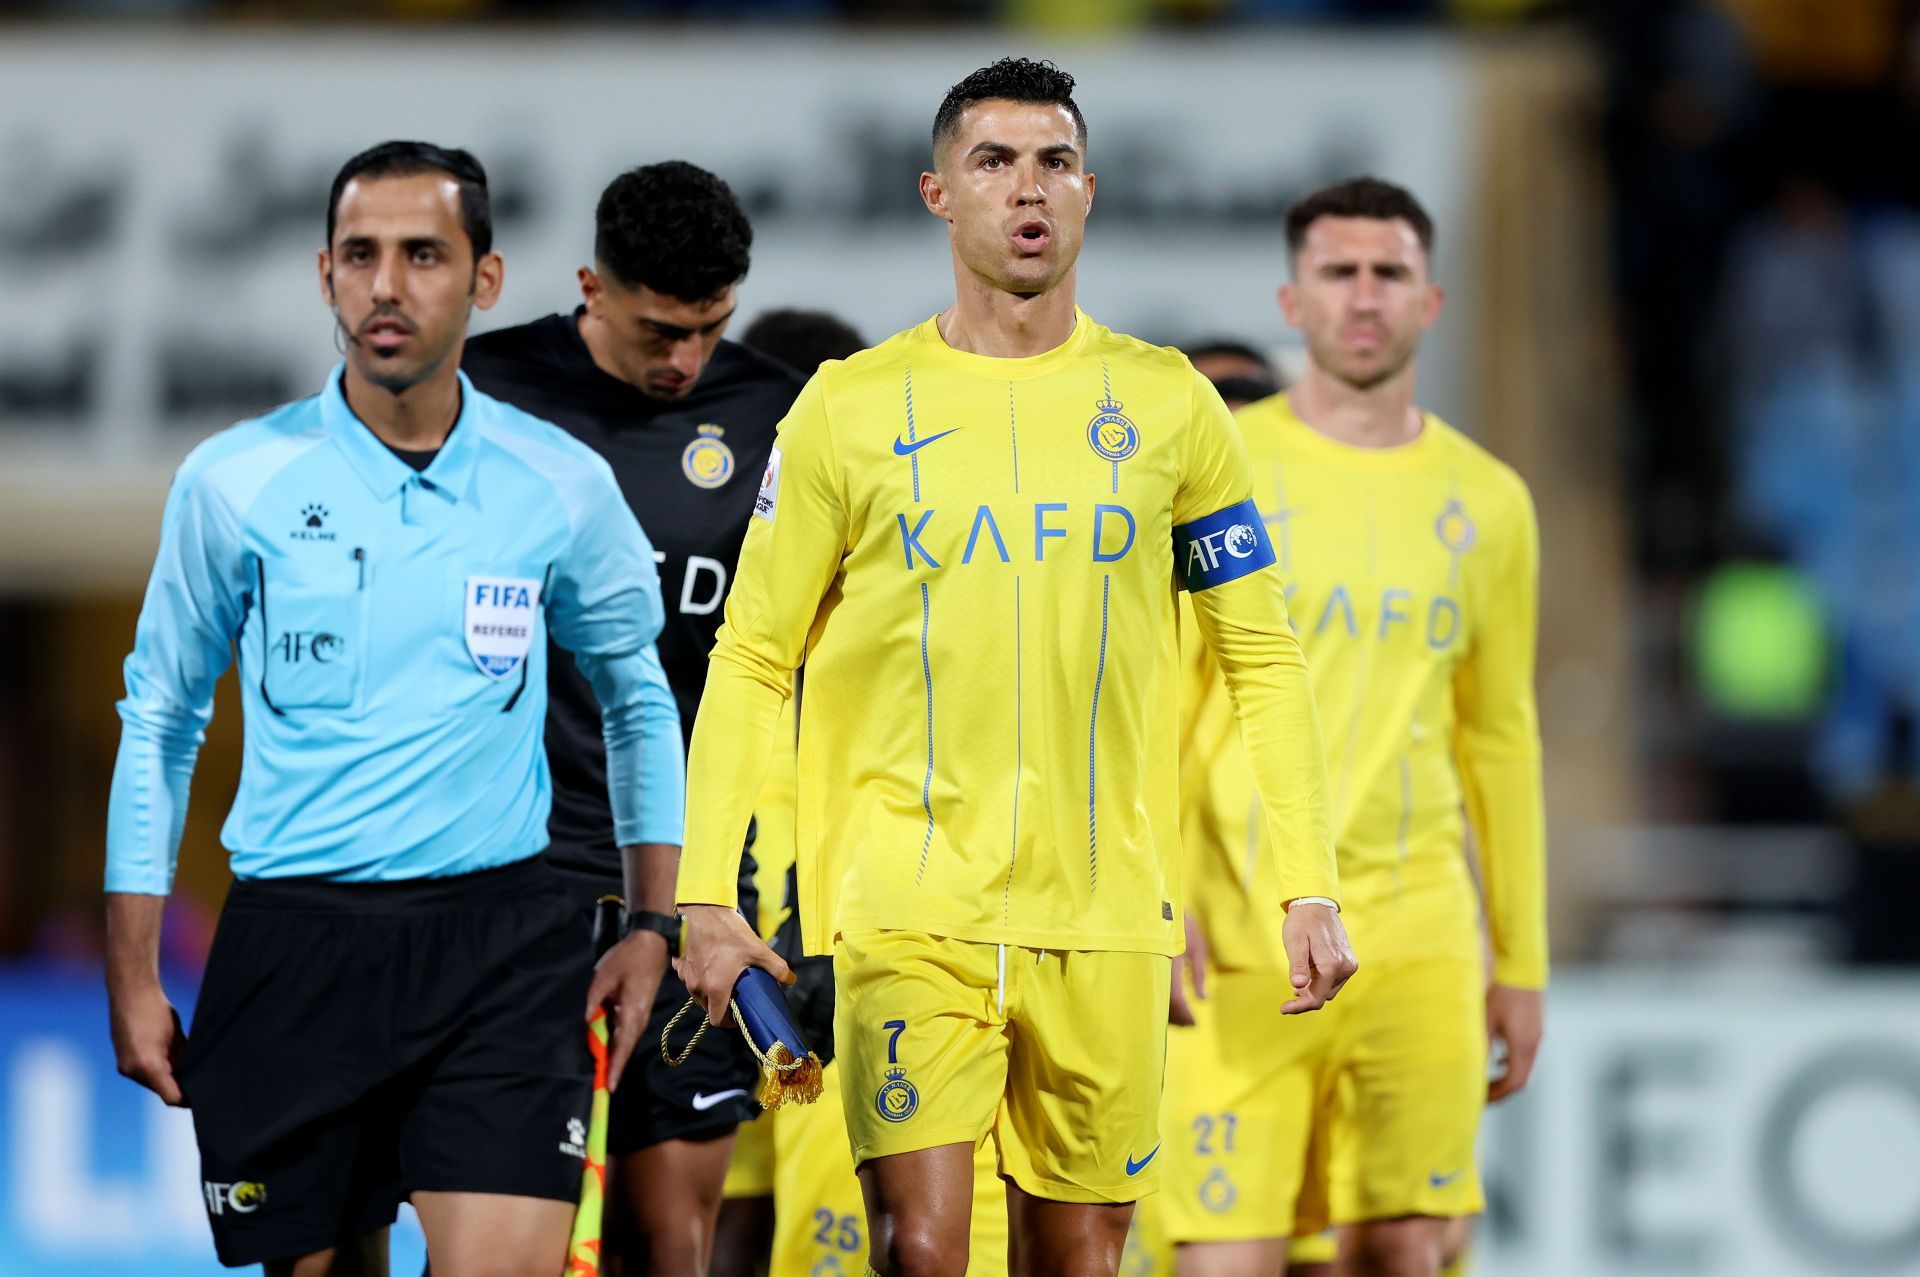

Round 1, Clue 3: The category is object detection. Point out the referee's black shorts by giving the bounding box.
[177,857,592,1268]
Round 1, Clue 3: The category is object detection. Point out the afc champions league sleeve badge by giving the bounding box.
[464,575,542,679]
[681,424,736,490]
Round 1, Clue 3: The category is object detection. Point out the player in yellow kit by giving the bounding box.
[1162,178,1547,1277]
[673,58,1357,1277]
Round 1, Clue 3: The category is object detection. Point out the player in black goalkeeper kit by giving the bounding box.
[463,161,803,1277]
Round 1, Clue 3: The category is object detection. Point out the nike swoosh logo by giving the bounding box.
[1429,1169,1464,1188]
[691,1088,749,1112]
[892,428,963,456]
[1126,1144,1161,1176]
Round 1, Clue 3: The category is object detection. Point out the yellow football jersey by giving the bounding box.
[1182,394,1546,987]
[678,312,1335,957]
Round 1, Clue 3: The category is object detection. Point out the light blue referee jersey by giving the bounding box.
[106,365,685,894]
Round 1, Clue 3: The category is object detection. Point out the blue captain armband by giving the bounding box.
[1174,499,1277,591]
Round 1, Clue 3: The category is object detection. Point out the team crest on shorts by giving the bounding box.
[1087,393,1140,464]
[1435,499,1476,553]
[681,425,735,490]
[875,1067,919,1123]
[1199,1166,1238,1214]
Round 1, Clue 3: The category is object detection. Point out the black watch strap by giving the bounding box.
[623,909,681,956]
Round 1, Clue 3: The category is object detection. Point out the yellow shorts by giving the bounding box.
[772,1058,1008,1277]
[1160,959,1486,1241]
[724,1108,776,1199]
[835,929,1171,1203]
[1288,1231,1338,1265]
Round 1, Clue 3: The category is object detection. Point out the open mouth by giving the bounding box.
[360,315,416,353]
[1011,220,1052,254]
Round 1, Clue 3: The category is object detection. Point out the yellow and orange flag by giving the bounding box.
[567,1009,612,1277]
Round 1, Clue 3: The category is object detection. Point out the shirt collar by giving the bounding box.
[321,363,485,504]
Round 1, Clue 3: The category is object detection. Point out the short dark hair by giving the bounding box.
[327,140,491,257]
[933,57,1088,161]
[742,309,868,373]
[1285,177,1435,261]
[1185,339,1276,375]
[594,162,752,301]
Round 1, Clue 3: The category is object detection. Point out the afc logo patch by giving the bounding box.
[203,1180,267,1216]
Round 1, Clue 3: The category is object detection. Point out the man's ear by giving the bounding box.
[318,249,334,306]
[473,252,504,312]
[1278,280,1301,328]
[920,169,952,222]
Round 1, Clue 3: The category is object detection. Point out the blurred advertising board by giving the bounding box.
[0,966,425,1275]
[0,30,1478,583]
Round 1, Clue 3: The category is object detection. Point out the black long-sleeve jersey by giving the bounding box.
[464,309,804,877]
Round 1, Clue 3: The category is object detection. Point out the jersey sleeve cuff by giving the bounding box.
[672,868,740,910]
[103,866,172,896]
[1278,877,1341,909]
[617,817,685,848]
[1493,955,1549,989]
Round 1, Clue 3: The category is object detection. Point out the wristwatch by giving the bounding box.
[623,909,682,956]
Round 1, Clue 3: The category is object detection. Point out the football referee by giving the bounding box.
[464,160,803,1277]
[104,140,684,1276]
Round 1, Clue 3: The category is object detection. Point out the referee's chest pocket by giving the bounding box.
[260,570,365,711]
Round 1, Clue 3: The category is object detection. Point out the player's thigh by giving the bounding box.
[1162,968,1328,1246]
[262,1228,390,1277]
[411,1190,574,1277]
[834,929,1008,1164]
[1005,1182,1134,1277]
[613,1134,737,1273]
[1330,961,1486,1228]
[777,1061,1014,1277]
[1171,1238,1289,1277]
[861,1143,979,1276]
[709,1195,774,1277]
[1337,1215,1449,1277]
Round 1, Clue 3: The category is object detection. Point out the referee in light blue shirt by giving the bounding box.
[103,141,684,1276]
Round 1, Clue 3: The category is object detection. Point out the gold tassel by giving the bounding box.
[659,997,825,1108]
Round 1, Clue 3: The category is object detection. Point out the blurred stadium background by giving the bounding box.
[2,0,1919,1273]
